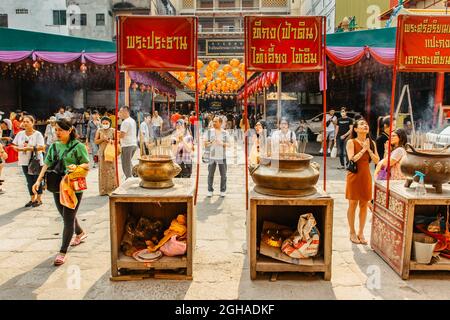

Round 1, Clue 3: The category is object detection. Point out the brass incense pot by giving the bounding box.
[400,144,450,194]
[249,153,320,197]
[135,155,181,189]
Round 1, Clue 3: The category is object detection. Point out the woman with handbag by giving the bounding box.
[11,115,45,207]
[345,119,379,245]
[32,119,90,266]
[374,128,407,181]
[94,116,118,195]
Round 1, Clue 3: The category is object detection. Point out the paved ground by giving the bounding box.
[1,137,450,300]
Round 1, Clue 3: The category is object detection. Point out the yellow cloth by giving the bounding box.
[147,214,187,252]
[59,166,89,209]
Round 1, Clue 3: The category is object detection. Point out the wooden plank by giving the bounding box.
[154,273,193,280]
[110,178,194,198]
[324,199,333,281]
[256,256,326,273]
[187,197,194,277]
[250,199,257,280]
[410,259,450,271]
[117,254,188,270]
[110,275,153,281]
[376,180,450,202]
[109,198,119,277]
[401,199,415,280]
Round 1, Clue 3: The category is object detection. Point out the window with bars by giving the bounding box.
[0,14,7,27]
[96,13,105,26]
[53,10,66,25]
[15,9,28,14]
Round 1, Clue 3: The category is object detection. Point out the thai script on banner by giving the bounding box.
[126,33,188,51]
[245,16,323,72]
[118,16,196,71]
[397,15,450,72]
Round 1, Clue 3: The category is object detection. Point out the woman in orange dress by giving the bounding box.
[345,119,379,245]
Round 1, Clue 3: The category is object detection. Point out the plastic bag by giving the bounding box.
[281,213,320,259]
[330,146,337,158]
[159,235,187,257]
[316,133,323,143]
[104,143,121,162]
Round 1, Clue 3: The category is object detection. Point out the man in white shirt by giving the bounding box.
[203,116,230,197]
[151,110,164,146]
[270,118,297,157]
[119,106,137,179]
[320,109,337,155]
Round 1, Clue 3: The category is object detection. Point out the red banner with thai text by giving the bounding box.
[118,16,196,71]
[397,15,450,72]
[245,16,324,72]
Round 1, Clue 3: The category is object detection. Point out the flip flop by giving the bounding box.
[54,253,66,266]
[70,233,87,246]
[358,235,368,245]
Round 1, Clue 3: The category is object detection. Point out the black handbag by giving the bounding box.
[27,147,41,176]
[46,142,79,193]
[346,160,357,173]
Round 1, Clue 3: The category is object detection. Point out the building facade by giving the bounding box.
[173,0,301,62]
[300,0,391,32]
[0,0,69,35]
[300,0,336,33]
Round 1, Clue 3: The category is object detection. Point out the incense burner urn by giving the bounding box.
[134,155,181,189]
[400,144,450,194]
[248,153,320,197]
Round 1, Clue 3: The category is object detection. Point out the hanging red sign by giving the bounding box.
[397,15,450,72]
[118,16,196,71]
[245,16,324,72]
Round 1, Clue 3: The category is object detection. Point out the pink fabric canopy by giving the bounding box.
[326,46,395,67]
[0,50,116,65]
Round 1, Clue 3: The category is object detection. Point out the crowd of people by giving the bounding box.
[0,103,413,264]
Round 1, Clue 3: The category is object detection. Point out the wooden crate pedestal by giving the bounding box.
[372,181,450,280]
[248,190,333,280]
[109,178,195,280]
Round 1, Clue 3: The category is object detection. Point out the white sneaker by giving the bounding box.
[207,191,213,197]
[220,192,226,197]
[319,148,323,154]
[327,149,331,154]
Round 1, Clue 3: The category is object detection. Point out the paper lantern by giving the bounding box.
[231,69,240,78]
[33,61,40,71]
[208,60,219,70]
[197,59,204,69]
[80,63,87,73]
[217,70,225,79]
[222,64,232,73]
[239,63,245,71]
[230,58,240,68]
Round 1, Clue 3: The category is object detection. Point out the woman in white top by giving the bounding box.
[270,117,297,158]
[12,115,46,207]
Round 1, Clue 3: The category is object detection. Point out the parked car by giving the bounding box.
[302,111,361,135]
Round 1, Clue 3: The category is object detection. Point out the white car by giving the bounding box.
[304,111,361,135]
[426,126,450,147]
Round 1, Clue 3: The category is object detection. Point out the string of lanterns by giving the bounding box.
[170,58,250,99]
[236,71,279,101]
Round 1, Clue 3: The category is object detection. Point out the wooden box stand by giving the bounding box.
[109,178,195,281]
[372,181,450,280]
[248,190,333,280]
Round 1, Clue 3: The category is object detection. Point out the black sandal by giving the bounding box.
[31,201,42,208]
[25,201,34,208]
